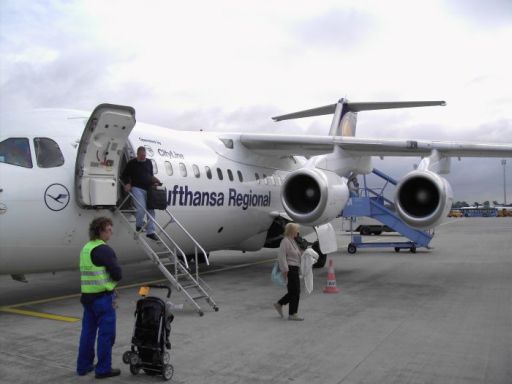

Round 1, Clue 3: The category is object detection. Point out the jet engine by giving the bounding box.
[395,170,453,229]
[281,168,350,226]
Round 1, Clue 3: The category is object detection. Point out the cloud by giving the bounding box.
[291,8,375,51]
[444,0,512,28]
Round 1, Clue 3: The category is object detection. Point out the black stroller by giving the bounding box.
[123,284,174,381]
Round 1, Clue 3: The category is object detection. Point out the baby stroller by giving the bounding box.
[123,284,174,381]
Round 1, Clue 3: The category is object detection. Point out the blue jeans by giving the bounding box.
[132,186,156,235]
[77,294,116,375]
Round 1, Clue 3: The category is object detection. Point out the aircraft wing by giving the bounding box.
[239,134,512,158]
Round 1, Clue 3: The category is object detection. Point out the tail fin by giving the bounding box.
[272,99,446,137]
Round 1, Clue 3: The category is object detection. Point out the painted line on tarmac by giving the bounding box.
[0,307,80,322]
[0,258,274,321]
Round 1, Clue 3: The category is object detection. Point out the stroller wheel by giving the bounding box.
[129,364,140,375]
[122,351,132,364]
[129,353,140,366]
[162,364,174,381]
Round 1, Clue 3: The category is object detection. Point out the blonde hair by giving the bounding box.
[283,222,300,237]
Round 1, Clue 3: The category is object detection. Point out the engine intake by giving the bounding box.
[395,170,453,229]
[281,168,349,226]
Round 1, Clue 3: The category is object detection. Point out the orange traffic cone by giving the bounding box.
[323,259,340,293]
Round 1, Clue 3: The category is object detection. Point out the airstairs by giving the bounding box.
[115,184,219,316]
[342,169,433,253]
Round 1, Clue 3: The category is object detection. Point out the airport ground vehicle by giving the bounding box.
[497,208,512,217]
[459,207,498,217]
[354,224,393,235]
[448,210,463,217]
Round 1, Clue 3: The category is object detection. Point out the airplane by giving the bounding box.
[1,98,512,283]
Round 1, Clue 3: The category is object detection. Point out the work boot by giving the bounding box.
[273,303,283,318]
[288,314,304,321]
[95,368,121,379]
[146,233,158,241]
[77,365,94,376]
[136,226,142,232]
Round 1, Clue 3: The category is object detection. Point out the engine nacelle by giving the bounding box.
[281,168,350,226]
[395,170,453,229]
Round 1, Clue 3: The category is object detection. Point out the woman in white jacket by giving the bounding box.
[273,223,304,321]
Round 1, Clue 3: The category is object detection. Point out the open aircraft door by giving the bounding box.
[75,104,136,208]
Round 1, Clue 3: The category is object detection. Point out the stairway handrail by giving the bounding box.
[163,207,210,266]
[117,185,190,269]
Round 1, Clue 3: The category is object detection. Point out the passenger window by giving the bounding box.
[269,176,275,185]
[34,138,64,168]
[205,166,212,180]
[0,138,32,168]
[237,170,243,182]
[217,168,223,180]
[262,173,267,178]
[255,173,260,181]
[275,176,282,185]
[264,178,268,185]
[179,162,187,177]
[164,161,173,176]
[150,159,158,174]
[227,169,234,181]
[193,164,200,178]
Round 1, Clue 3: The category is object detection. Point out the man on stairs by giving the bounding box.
[121,146,161,241]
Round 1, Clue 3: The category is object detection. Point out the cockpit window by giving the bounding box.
[0,138,33,168]
[34,138,64,168]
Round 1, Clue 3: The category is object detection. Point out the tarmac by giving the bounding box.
[0,217,511,384]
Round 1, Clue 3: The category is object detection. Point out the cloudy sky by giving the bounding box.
[1,0,511,203]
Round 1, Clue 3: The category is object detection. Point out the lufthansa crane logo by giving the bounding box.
[44,183,70,211]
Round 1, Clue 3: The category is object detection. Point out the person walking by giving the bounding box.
[273,222,304,321]
[121,146,160,241]
[77,217,122,379]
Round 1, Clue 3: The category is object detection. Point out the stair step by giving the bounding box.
[156,251,173,256]
[181,283,200,290]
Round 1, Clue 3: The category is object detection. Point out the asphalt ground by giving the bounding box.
[0,217,511,384]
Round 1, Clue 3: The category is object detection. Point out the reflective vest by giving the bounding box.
[80,239,117,293]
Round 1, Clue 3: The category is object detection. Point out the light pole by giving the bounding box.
[502,160,507,205]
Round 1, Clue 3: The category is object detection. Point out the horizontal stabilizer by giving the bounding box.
[272,100,446,121]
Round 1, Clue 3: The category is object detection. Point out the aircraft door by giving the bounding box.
[75,104,136,208]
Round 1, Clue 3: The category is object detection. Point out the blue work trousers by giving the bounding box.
[132,186,156,235]
[77,294,116,375]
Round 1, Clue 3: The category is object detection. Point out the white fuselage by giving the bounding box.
[0,110,303,274]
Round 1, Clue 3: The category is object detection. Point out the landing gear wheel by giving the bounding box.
[129,364,140,375]
[312,241,327,268]
[410,246,416,253]
[347,243,357,254]
[394,247,400,253]
[214,306,219,312]
[122,351,132,364]
[163,364,174,381]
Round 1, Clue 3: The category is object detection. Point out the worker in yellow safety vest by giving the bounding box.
[76,217,122,379]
